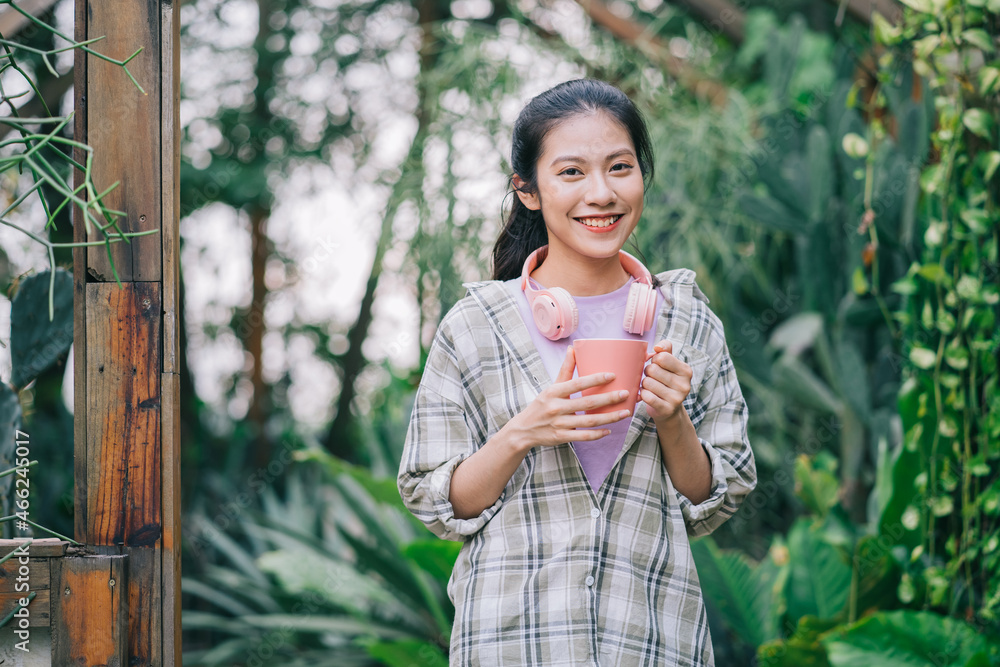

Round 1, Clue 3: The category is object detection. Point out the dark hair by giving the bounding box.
[490,79,655,281]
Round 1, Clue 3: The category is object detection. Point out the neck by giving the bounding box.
[530,251,630,296]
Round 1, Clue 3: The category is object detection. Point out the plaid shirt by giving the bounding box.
[398,269,756,666]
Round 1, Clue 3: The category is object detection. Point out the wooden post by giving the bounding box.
[72,0,181,664]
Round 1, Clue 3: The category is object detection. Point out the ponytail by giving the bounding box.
[491,192,547,281]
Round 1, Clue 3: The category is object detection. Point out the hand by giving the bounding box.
[640,340,693,424]
[504,347,633,452]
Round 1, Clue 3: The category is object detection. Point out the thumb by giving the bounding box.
[653,339,673,354]
[555,346,576,383]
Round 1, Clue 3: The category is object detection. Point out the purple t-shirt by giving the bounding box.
[505,276,663,492]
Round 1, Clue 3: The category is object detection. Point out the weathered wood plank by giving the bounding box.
[161,0,180,377]
[93,546,160,667]
[161,373,180,666]
[0,589,50,627]
[72,0,89,549]
[0,538,69,558]
[85,283,162,546]
[85,0,161,281]
[0,558,49,592]
[51,555,129,666]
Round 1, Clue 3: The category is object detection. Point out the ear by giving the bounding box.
[512,174,541,211]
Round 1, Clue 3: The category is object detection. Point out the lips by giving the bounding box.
[576,214,623,231]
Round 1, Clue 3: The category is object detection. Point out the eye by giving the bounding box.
[610,162,634,172]
[559,167,582,176]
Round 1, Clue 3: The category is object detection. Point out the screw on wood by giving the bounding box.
[64,587,70,596]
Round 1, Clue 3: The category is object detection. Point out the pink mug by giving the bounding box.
[573,338,653,415]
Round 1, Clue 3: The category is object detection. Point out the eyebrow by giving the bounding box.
[549,148,636,167]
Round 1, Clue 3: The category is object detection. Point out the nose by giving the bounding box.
[584,173,616,206]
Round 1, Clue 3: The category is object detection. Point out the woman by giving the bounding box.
[398,78,756,666]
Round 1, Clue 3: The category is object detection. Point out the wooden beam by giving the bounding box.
[72,0,180,663]
[50,555,129,665]
[85,282,162,547]
[84,0,161,282]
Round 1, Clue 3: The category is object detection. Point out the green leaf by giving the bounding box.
[402,539,461,586]
[980,67,1000,96]
[822,610,998,667]
[841,133,869,159]
[960,209,992,235]
[961,29,995,52]
[806,126,833,223]
[691,536,780,649]
[773,355,845,414]
[767,312,824,357]
[10,269,74,389]
[739,192,804,233]
[980,151,1000,181]
[909,347,937,369]
[241,613,414,639]
[364,639,449,667]
[794,455,840,518]
[898,0,934,13]
[917,263,947,283]
[945,346,969,370]
[785,520,852,623]
[256,549,424,629]
[297,448,404,509]
[962,109,993,139]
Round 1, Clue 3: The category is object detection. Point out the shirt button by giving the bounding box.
[590,508,601,518]
[585,575,595,587]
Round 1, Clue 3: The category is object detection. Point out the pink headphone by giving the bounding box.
[520,245,657,341]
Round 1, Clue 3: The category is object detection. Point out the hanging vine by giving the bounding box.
[879,0,1000,624]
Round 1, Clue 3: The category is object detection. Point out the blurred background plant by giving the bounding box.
[0,0,997,664]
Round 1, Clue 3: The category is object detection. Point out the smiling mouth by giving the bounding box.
[576,214,623,228]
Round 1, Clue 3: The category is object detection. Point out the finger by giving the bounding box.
[559,427,613,441]
[567,389,630,413]
[640,375,688,404]
[648,351,691,377]
[572,409,633,428]
[653,339,673,355]
[553,371,616,397]
[644,361,691,389]
[555,346,576,384]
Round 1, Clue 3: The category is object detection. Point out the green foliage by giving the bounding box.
[9,269,72,390]
[822,610,1000,667]
[879,0,1000,628]
[182,455,454,666]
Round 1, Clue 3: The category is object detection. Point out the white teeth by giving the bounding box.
[578,215,621,228]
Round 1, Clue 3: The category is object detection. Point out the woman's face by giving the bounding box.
[515,111,644,265]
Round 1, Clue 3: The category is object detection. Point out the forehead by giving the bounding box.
[539,111,635,158]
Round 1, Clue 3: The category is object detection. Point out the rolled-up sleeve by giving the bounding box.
[397,314,502,542]
[677,338,756,537]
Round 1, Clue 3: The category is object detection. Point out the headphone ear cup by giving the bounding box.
[548,286,578,339]
[531,288,578,340]
[624,283,643,334]
[642,286,657,333]
[624,283,658,335]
